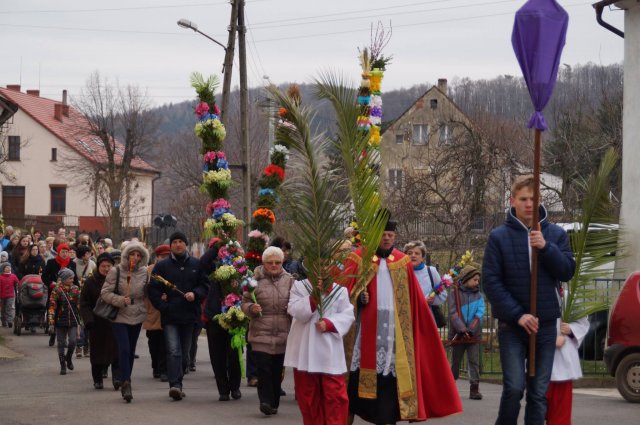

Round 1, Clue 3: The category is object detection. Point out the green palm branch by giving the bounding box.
[266,85,350,316]
[563,147,623,323]
[314,72,388,300]
[190,72,220,108]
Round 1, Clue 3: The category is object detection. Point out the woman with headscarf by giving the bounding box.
[79,252,120,390]
[100,241,149,403]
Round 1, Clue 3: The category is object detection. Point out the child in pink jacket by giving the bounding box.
[0,262,19,327]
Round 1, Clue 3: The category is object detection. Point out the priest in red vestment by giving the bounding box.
[341,218,462,424]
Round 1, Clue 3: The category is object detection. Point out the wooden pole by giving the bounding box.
[237,0,251,244]
[220,0,239,125]
[528,128,542,377]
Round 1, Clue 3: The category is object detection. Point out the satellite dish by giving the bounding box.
[154,215,164,228]
[163,215,177,227]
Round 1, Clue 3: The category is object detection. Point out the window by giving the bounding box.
[50,186,66,214]
[389,169,403,189]
[395,134,404,144]
[439,125,450,144]
[430,99,438,109]
[411,124,429,145]
[51,148,57,161]
[8,136,20,161]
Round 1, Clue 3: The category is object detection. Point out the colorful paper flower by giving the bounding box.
[195,102,209,117]
[263,164,285,181]
[252,208,276,224]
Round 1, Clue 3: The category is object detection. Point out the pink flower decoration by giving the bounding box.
[236,266,247,275]
[213,105,221,115]
[218,246,230,260]
[195,102,209,117]
[203,151,227,163]
[224,293,240,307]
[248,230,263,239]
[216,151,226,159]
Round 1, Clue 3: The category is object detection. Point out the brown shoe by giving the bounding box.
[470,381,483,400]
[247,377,258,387]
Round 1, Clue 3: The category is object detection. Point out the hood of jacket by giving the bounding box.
[506,205,549,232]
[120,241,150,271]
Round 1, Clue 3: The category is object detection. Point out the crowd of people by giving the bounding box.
[0,175,586,425]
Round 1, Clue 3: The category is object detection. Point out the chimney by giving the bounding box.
[6,84,21,92]
[437,78,448,95]
[54,104,63,121]
[26,89,40,97]
[61,90,70,116]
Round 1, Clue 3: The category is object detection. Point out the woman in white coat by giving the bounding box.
[546,316,590,425]
[284,277,355,425]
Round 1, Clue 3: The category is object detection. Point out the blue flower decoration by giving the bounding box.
[258,188,275,197]
[213,207,231,220]
[217,158,229,169]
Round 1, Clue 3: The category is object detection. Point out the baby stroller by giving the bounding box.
[13,274,48,336]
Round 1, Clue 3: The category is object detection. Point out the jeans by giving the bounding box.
[496,321,556,425]
[111,323,142,383]
[164,323,193,389]
[56,326,77,356]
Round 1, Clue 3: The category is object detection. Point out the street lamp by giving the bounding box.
[177,19,227,51]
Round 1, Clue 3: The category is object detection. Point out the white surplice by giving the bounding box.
[284,279,355,375]
[550,316,590,381]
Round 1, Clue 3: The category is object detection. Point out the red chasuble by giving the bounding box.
[341,247,463,421]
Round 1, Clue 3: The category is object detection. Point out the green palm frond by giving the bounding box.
[314,71,387,298]
[563,148,623,323]
[266,85,350,316]
[190,72,220,107]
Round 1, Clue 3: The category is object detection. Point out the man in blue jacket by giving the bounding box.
[149,231,209,401]
[483,175,575,425]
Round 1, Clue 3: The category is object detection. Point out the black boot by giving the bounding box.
[121,381,133,403]
[59,354,67,375]
[65,348,75,371]
[470,381,483,400]
[49,333,56,347]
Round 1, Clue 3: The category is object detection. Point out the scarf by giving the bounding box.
[55,255,70,269]
[413,262,426,271]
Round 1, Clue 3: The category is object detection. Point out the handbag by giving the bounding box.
[93,268,120,321]
[427,266,447,328]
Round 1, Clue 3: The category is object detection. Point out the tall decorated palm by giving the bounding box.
[562,148,624,323]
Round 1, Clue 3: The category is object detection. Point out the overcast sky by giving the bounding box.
[0,0,625,106]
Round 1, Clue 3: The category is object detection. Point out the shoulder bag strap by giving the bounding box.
[61,288,81,325]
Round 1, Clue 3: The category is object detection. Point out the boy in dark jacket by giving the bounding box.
[448,264,484,400]
[483,175,575,425]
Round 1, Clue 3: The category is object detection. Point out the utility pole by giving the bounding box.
[238,0,251,243]
[220,0,239,125]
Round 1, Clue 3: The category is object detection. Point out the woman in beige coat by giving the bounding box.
[101,241,149,403]
[241,246,294,416]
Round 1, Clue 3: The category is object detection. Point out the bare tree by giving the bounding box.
[65,71,158,243]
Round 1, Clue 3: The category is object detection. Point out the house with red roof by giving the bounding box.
[0,84,160,235]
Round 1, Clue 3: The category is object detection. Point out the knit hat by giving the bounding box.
[103,238,113,247]
[57,243,71,254]
[110,249,122,261]
[58,268,75,282]
[1,262,10,272]
[0,251,8,261]
[169,231,189,246]
[96,252,114,266]
[76,244,92,259]
[154,244,171,256]
[458,264,481,285]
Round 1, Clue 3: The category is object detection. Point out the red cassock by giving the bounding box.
[342,247,463,421]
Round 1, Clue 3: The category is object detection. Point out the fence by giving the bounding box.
[444,277,625,378]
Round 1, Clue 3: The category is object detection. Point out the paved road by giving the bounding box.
[0,325,637,425]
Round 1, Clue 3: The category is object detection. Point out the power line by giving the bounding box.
[250,0,518,29]
[0,0,270,14]
[244,10,269,83]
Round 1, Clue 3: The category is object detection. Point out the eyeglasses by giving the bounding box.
[264,261,282,265]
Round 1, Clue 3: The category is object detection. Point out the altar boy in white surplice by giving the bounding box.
[284,278,355,425]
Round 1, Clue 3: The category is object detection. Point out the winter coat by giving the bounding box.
[142,264,162,331]
[18,255,45,279]
[79,271,118,365]
[200,246,223,321]
[48,283,81,327]
[100,242,149,326]
[42,257,78,290]
[448,284,485,339]
[0,272,19,299]
[74,258,96,286]
[148,252,209,326]
[483,206,575,326]
[241,267,294,354]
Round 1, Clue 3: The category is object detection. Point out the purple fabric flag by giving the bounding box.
[512,0,569,131]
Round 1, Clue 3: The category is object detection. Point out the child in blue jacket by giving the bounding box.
[448,264,485,400]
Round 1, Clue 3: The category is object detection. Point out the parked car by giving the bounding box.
[603,271,640,403]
